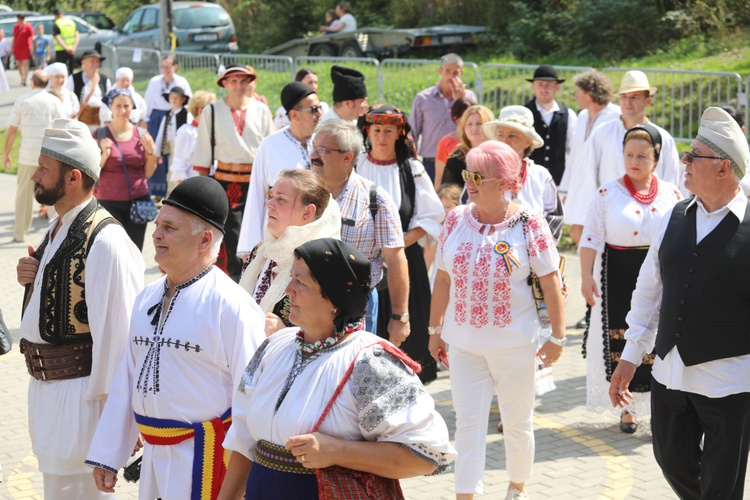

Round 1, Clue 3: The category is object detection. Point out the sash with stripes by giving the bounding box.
[135,409,232,500]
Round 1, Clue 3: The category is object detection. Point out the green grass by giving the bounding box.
[0,129,20,175]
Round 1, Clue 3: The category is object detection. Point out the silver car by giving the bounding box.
[115,2,238,53]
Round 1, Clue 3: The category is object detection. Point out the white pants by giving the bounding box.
[42,472,113,500]
[450,342,537,494]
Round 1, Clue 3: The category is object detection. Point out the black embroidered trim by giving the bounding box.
[84,460,118,475]
[601,245,613,381]
[394,442,450,475]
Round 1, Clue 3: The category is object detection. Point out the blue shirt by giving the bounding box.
[33,36,50,57]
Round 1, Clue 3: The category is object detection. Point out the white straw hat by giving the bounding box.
[481,106,544,152]
[617,70,657,96]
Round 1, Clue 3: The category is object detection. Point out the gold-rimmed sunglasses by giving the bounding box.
[461,169,498,186]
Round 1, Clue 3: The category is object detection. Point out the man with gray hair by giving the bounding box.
[410,53,477,182]
[310,119,410,346]
[15,118,144,499]
[4,69,65,242]
[86,176,266,499]
[610,107,750,499]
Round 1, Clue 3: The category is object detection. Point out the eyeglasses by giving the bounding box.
[461,169,497,186]
[682,150,725,163]
[296,105,323,115]
[309,145,346,156]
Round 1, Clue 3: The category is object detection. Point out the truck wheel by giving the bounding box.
[310,43,337,57]
[340,42,363,58]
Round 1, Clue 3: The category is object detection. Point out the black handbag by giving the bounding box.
[0,308,12,355]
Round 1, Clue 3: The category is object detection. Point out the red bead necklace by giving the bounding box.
[623,174,658,205]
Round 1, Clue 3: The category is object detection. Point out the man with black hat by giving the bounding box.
[320,65,367,125]
[610,107,750,500]
[238,81,323,255]
[86,176,266,499]
[523,65,577,186]
[193,64,274,280]
[65,50,111,130]
[153,86,191,197]
[52,7,79,74]
[15,118,144,499]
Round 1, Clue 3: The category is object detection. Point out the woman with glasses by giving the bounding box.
[239,169,341,336]
[356,104,445,384]
[579,124,681,433]
[482,106,564,243]
[428,140,566,500]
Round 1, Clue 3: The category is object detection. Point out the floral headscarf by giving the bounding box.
[358,104,417,160]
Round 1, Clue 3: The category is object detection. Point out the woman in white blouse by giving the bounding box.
[169,90,216,183]
[579,123,681,433]
[428,140,566,500]
[482,105,565,243]
[356,103,445,384]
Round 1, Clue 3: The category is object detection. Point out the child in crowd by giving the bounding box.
[426,183,462,287]
[321,9,340,35]
[154,86,191,198]
[32,24,51,69]
[0,29,10,68]
[169,90,216,185]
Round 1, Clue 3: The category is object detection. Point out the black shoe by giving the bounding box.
[576,316,588,329]
[619,413,638,434]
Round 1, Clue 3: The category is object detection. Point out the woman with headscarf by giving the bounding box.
[93,88,158,251]
[45,62,79,119]
[429,140,566,500]
[579,123,682,433]
[219,238,456,499]
[239,169,341,336]
[356,104,445,384]
[482,105,565,243]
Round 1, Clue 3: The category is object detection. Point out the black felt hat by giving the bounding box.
[526,65,565,83]
[331,65,367,103]
[294,238,371,328]
[281,82,315,113]
[162,85,189,104]
[162,177,229,234]
[81,50,105,62]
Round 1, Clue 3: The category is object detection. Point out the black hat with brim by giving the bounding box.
[216,64,256,88]
[81,50,105,61]
[162,177,229,234]
[526,64,564,83]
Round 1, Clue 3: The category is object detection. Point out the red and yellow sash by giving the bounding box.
[135,409,231,500]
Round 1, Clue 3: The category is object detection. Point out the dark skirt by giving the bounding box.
[147,109,168,198]
[602,244,654,392]
[246,462,319,500]
[377,242,437,384]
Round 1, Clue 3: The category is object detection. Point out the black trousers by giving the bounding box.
[55,50,74,74]
[651,378,750,500]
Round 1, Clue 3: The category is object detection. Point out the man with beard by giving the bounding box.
[16,118,144,499]
[4,69,64,242]
[238,81,323,255]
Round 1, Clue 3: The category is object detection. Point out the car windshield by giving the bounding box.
[174,7,229,29]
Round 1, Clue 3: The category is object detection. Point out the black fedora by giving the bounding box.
[526,65,565,83]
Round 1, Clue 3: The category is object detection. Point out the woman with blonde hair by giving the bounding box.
[169,90,217,183]
[441,104,495,188]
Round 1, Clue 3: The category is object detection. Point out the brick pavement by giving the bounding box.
[0,167,743,499]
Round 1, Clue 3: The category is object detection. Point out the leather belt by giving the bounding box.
[216,161,253,173]
[20,338,93,381]
[215,162,253,183]
[214,172,251,183]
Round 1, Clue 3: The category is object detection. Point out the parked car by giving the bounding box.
[115,2,237,53]
[68,11,116,31]
[0,14,117,67]
[0,5,12,12]
[0,10,40,20]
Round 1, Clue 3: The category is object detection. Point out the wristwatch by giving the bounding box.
[391,312,410,324]
[548,336,567,347]
[428,326,442,335]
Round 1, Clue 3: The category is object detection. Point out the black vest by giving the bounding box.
[656,199,750,366]
[524,98,568,186]
[72,71,108,102]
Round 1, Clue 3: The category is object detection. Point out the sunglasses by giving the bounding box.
[461,169,498,186]
[682,150,724,163]
[296,105,323,115]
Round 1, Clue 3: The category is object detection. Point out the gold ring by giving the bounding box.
[300,454,307,463]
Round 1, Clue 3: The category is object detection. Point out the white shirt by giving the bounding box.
[154,105,193,159]
[8,88,65,165]
[64,72,111,108]
[0,39,10,58]
[564,117,683,226]
[23,199,144,473]
[355,155,445,245]
[86,267,265,500]
[338,13,357,32]
[559,103,621,197]
[621,190,750,398]
[237,127,312,254]
[169,122,199,182]
[143,74,193,118]
[46,85,80,119]
[321,106,356,126]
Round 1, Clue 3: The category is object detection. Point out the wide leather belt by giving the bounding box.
[214,172,252,183]
[217,161,253,173]
[20,338,93,381]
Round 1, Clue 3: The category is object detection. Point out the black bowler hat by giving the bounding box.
[162,85,189,104]
[526,65,565,83]
[81,50,105,62]
[331,65,367,103]
[163,177,229,234]
[281,82,315,113]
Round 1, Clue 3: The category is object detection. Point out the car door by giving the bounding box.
[115,9,143,47]
[134,7,159,50]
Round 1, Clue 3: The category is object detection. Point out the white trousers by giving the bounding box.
[42,472,113,500]
[450,342,537,494]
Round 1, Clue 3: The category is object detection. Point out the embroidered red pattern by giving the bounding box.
[470,244,492,328]
[452,242,472,325]
[226,182,243,209]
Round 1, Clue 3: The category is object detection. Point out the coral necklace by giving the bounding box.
[623,174,658,205]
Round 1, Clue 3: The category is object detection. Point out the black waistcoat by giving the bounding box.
[656,198,750,366]
[524,98,568,185]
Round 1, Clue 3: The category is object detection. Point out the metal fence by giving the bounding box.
[99,45,750,141]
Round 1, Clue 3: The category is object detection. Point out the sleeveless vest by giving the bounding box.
[656,199,750,366]
[53,17,77,52]
[524,98,569,185]
[22,198,117,344]
[72,71,108,102]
